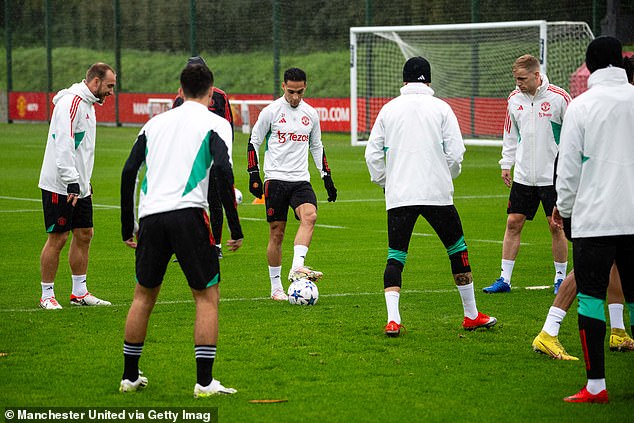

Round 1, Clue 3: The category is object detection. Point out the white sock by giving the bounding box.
[500,259,514,285]
[71,274,88,297]
[457,283,478,320]
[291,245,309,270]
[269,266,283,293]
[608,303,625,330]
[586,378,606,395]
[542,306,567,336]
[41,282,55,300]
[554,261,567,284]
[384,291,401,324]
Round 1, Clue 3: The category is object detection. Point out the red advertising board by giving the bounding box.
[8,92,353,133]
[8,91,505,137]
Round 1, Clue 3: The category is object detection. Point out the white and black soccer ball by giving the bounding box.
[287,278,319,305]
[234,188,243,205]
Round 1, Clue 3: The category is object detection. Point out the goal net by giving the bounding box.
[350,20,593,146]
[147,98,172,119]
[231,99,273,134]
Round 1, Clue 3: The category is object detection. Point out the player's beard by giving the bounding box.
[95,82,110,104]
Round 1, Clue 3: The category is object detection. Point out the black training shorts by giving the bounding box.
[573,235,634,303]
[387,205,466,254]
[135,207,220,290]
[41,189,93,233]
[507,182,556,220]
[264,180,317,222]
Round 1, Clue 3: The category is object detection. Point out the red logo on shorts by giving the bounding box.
[267,208,274,217]
[301,116,310,126]
[57,217,67,226]
[541,102,551,112]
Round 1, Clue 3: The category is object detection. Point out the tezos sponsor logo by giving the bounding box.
[277,131,309,143]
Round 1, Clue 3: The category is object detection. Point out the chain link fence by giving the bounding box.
[3,0,630,126]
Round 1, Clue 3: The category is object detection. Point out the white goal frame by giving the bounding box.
[350,20,552,147]
[147,98,172,119]
[231,99,273,134]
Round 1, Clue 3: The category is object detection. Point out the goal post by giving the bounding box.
[230,99,273,134]
[350,20,593,147]
[147,98,172,119]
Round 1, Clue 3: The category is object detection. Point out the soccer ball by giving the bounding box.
[234,188,243,205]
[287,278,319,305]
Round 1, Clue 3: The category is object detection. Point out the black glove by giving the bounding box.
[562,217,572,242]
[249,171,263,198]
[323,175,337,202]
[67,183,80,196]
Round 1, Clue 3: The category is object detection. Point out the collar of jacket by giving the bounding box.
[588,66,629,89]
[400,82,435,96]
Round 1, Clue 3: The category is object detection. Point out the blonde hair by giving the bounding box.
[512,55,540,73]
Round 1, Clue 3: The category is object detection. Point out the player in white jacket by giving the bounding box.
[365,56,496,336]
[119,64,242,397]
[554,36,634,404]
[485,54,570,294]
[247,68,337,301]
[37,63,116,309]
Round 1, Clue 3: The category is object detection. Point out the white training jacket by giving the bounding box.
[556,66,634,238]
[500,73,571,186]
[134,101,233,219]
[249,97,325,182]
[365,83,465,210]
[38,82,99,198]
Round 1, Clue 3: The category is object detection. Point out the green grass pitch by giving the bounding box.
[0,123,631,421]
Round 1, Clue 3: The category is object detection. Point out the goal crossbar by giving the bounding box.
[350,20,592,147]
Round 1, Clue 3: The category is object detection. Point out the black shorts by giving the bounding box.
[264,180,317,222]
[135,208,220,290]
[41,189,93,233]
[507,182,556,220]
[387,205,466,255]
[573,235,634,303]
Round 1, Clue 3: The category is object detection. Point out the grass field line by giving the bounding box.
[0,286,553,314]
[0,288,457,313]
[1,195,517,243]
[1,193,508,207]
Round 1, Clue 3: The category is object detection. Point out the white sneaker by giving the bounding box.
[271,288,288,301]
[288,266,323,283]
[119,375,148,393]
[40,297,63,310]
[194,379,237,398]
[70,293,111,306]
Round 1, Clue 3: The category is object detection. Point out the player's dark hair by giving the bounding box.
[284,67,307,83]
[180,64,214,99]
[86,62,115,81]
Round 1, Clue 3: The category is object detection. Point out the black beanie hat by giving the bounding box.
[585,36,623,73]
[403,56,431,83]
[187,56,208,67]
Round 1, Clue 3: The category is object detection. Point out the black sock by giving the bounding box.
[578,315,606,380]
[195,345,216,386]
[123,341,143,382]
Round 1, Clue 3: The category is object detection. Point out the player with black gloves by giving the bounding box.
[247,67,337,301]
[173,56,235,259]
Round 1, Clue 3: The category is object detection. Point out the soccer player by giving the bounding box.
[532,265,634,360]
[119,64,243,397]
[555,36,634,403]
[532,53,634,360]
[38,62,116,309]
[173,56,236,259]
[484,55,570,294]
[365,56,497,336]
[247,67,337,301]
